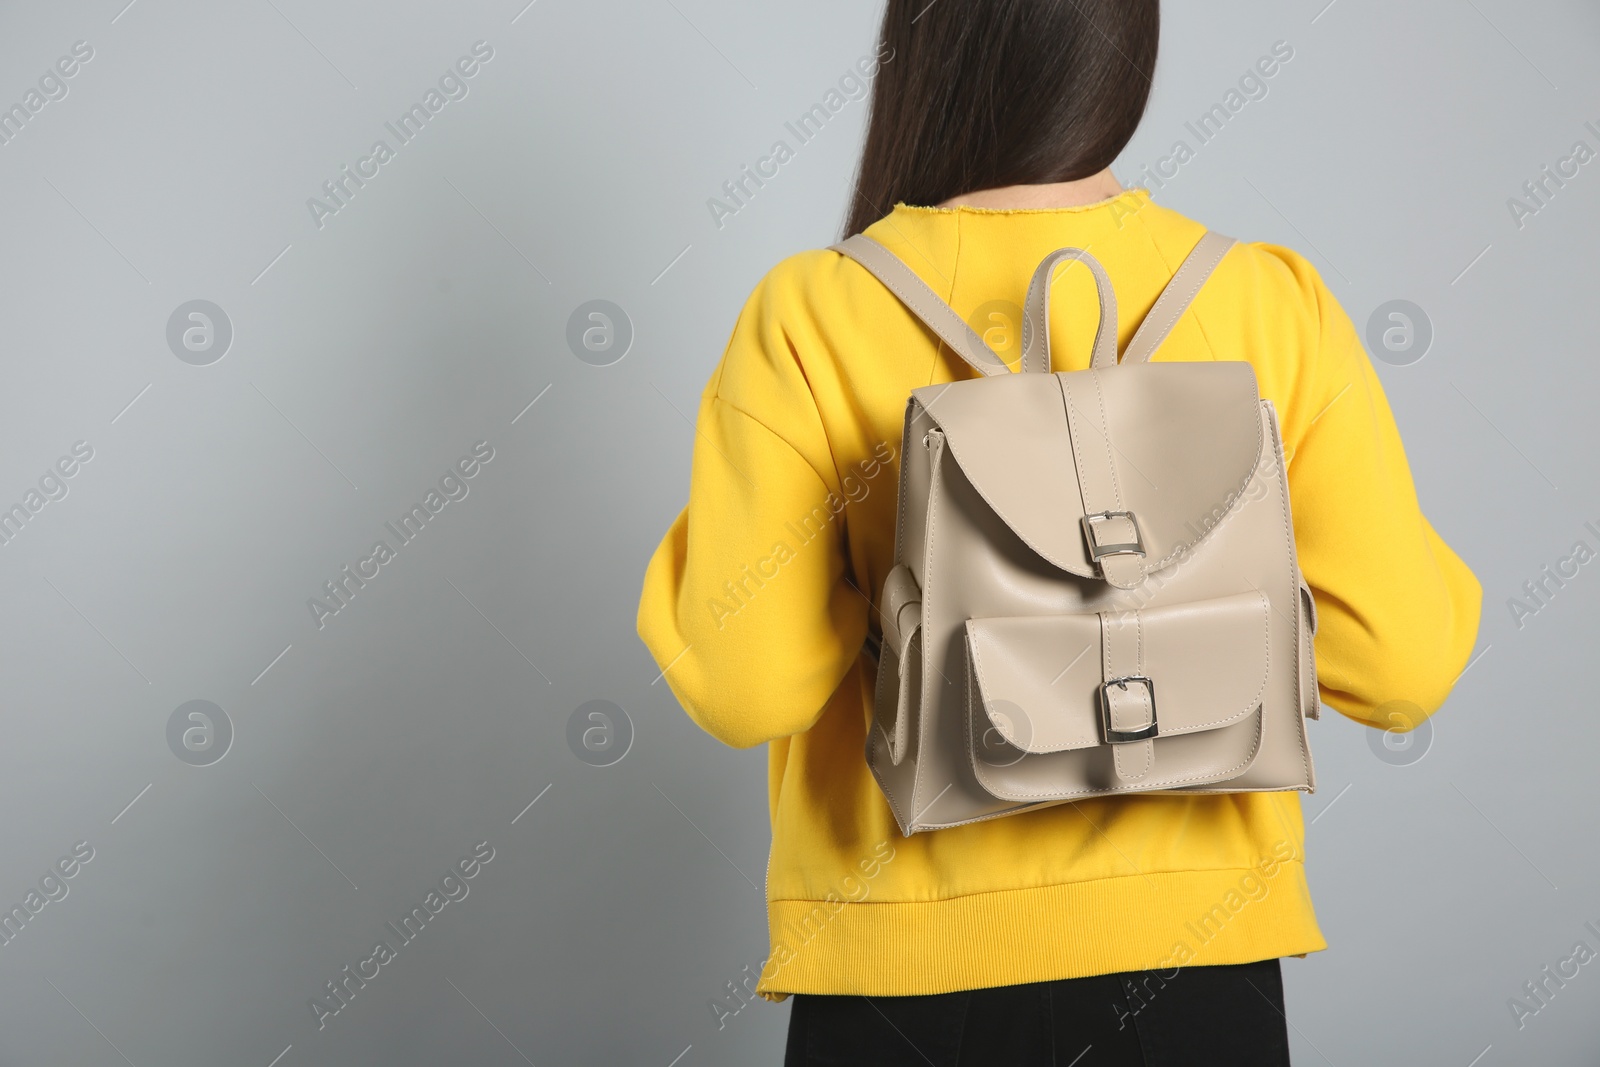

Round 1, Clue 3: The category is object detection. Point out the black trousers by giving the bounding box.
[784,958,1292,1066]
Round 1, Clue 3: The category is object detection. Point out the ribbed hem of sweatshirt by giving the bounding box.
[754,862,1327,1002]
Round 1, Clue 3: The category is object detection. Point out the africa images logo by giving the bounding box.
[307,441,495,630]
[306,41,495,230]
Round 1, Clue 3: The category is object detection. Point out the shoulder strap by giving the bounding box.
[832,229,1237,373]
[830,234,1011,378]
[1120,231,1237,365]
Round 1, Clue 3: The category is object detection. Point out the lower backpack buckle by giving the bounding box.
[1100,675,1158,744]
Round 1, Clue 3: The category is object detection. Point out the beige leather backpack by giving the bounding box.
[832,231,1320,835]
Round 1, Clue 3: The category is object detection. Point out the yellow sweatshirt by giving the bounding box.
[636,189,1482,1002]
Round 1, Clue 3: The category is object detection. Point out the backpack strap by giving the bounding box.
[1120,232,1237,365]
[832,229,1237,374]
[831,234,1012,378]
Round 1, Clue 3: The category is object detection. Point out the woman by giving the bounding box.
[638,1,1482,1063]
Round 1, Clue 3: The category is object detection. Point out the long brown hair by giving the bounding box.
[842,0,1161,237]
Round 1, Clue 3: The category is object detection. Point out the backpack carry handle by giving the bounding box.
[1021,233,1238,373]
[1021,248,1120,374]
[834,229,1238,377]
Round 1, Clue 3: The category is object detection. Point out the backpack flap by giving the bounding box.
[911,360,1265,590]
[965,591,1270,797]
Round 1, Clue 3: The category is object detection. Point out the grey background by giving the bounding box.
[0,0,1595,1063]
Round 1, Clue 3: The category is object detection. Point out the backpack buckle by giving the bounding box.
[1100,675,1159,744]
[1081,510,1146,561]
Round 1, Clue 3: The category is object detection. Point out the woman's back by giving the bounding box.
[636,189,1481,1001]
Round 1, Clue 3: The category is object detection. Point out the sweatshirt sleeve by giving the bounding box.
[1271,248,1483,730]
[636,260,870,749]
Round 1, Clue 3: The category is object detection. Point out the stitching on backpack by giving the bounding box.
[967,621,1094,751]
[1109,613,1152,781]
[1264,401,1312,786]
[874,628,896,760]
[1059,376,1096,530]
[1090,257,1117,370]
[1126,232,1229,364]
[931,431,1097,578]
[1136,605,1144,677]
[894,401,915,564]
[898,627,920,759]
[874,240,1313,820]
[1131,612,1153,777]
[1143,245,1224,361]
[974,704,1264,800]
[1089,369,1124,511]
[1024,265,1043,374]
[966,595,1270,760]
[867,730,911,834]
[929,399,1261,584]
[910,429,944,825]
[842,241,1000,377]
[1141,387,1264,575]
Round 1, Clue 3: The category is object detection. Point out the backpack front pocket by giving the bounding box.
[966,591,1271,800]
